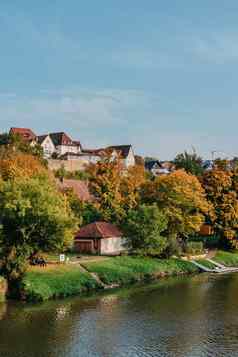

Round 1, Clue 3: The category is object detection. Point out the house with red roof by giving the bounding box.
[74,221,126,255]
[9,127,37,144]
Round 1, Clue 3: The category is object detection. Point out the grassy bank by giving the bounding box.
[19,257,199,302]
[214,251,238,267]
[20,265,100,302]
[82,257,199,286]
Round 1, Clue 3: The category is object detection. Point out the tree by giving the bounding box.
[0,151,48,181]
[0,133,46,165]
[141,170,209,240]
[63,188,101,226]
[120,165,146,210]
[87,155,125,222]
[202,169,238,248]
[174,149,204,176]
[122,204,168,256]
[0,176,77,282]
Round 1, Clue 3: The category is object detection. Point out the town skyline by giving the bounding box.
[1,1,238,159]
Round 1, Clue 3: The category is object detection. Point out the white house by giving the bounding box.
[37,135,55,158]
[107,145,135,168]
[37,132,82,158]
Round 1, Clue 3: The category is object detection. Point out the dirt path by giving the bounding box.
[205,249,217,259]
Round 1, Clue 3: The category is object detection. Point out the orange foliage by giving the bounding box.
[0,152,47,180]
[142,169,210,237]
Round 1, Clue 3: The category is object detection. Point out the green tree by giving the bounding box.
[0,176,77,282]
[174,149,204,176]
[122,204,168,256]
[64,189,101,226]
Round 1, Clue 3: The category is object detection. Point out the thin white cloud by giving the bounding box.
[191,32,238,63]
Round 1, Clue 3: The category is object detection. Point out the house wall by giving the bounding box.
[41,137,56,158]
[74,239,94,254]
[100,237,126,255]
[124,148,135,168]
[48,159,88,172]
[56,145,81,156]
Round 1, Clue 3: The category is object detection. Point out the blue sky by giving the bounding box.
[1,1,238,159]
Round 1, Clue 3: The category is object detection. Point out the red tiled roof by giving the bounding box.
[57,179,93,202]
[9,127,36,142]
[75,222,122,239]
[49,132,81,147]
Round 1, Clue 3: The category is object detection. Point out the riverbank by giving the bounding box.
[8,250,238,302]
[19,257,199,302]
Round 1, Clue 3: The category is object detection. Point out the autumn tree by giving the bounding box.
[87,155,125,222]
[202,169,238,248]
[120,164,146,210]
[141,170,209,240]
[0,132,45,164]
[0,176,77,282]
[0,151,48,181]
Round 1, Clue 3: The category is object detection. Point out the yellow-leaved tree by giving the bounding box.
[202,169,238,248]
[141,170,210,239]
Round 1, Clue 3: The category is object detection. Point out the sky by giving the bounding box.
[1,1,238,159]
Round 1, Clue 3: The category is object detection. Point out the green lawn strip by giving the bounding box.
[21,266,100,302]
[82,257,198,285]
[214,251,238,267]
[196,259,216,269]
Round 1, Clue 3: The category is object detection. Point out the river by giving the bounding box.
[0,273,238,356]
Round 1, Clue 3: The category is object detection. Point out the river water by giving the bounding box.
[0,273,238,357]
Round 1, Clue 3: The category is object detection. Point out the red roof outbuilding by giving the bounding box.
[75,222,122,239]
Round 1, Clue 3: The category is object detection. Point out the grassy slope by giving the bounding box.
[21,265,100,302]
[214,251,238,267]
[196,259,216,269]
[82,257,199,285]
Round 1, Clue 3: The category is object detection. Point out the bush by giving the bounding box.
[185,242,204,255]
[190,234,221,249]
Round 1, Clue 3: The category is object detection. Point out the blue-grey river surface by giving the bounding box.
[0,273,238,356]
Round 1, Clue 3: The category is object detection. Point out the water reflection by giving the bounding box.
[0,274,238,356]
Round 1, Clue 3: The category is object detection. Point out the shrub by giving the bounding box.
[185,241,204,255]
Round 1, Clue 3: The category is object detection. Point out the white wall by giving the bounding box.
[124,147,135,168]
[41,136,55,158]
[100,237,126,255]
[56,145,81,156]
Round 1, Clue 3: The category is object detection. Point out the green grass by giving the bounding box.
[20,265,100,302]
[82,257,199,285]
[214,251,238,267]
[197,259,216,269]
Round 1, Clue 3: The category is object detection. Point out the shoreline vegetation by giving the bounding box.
[9,251,238,302]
